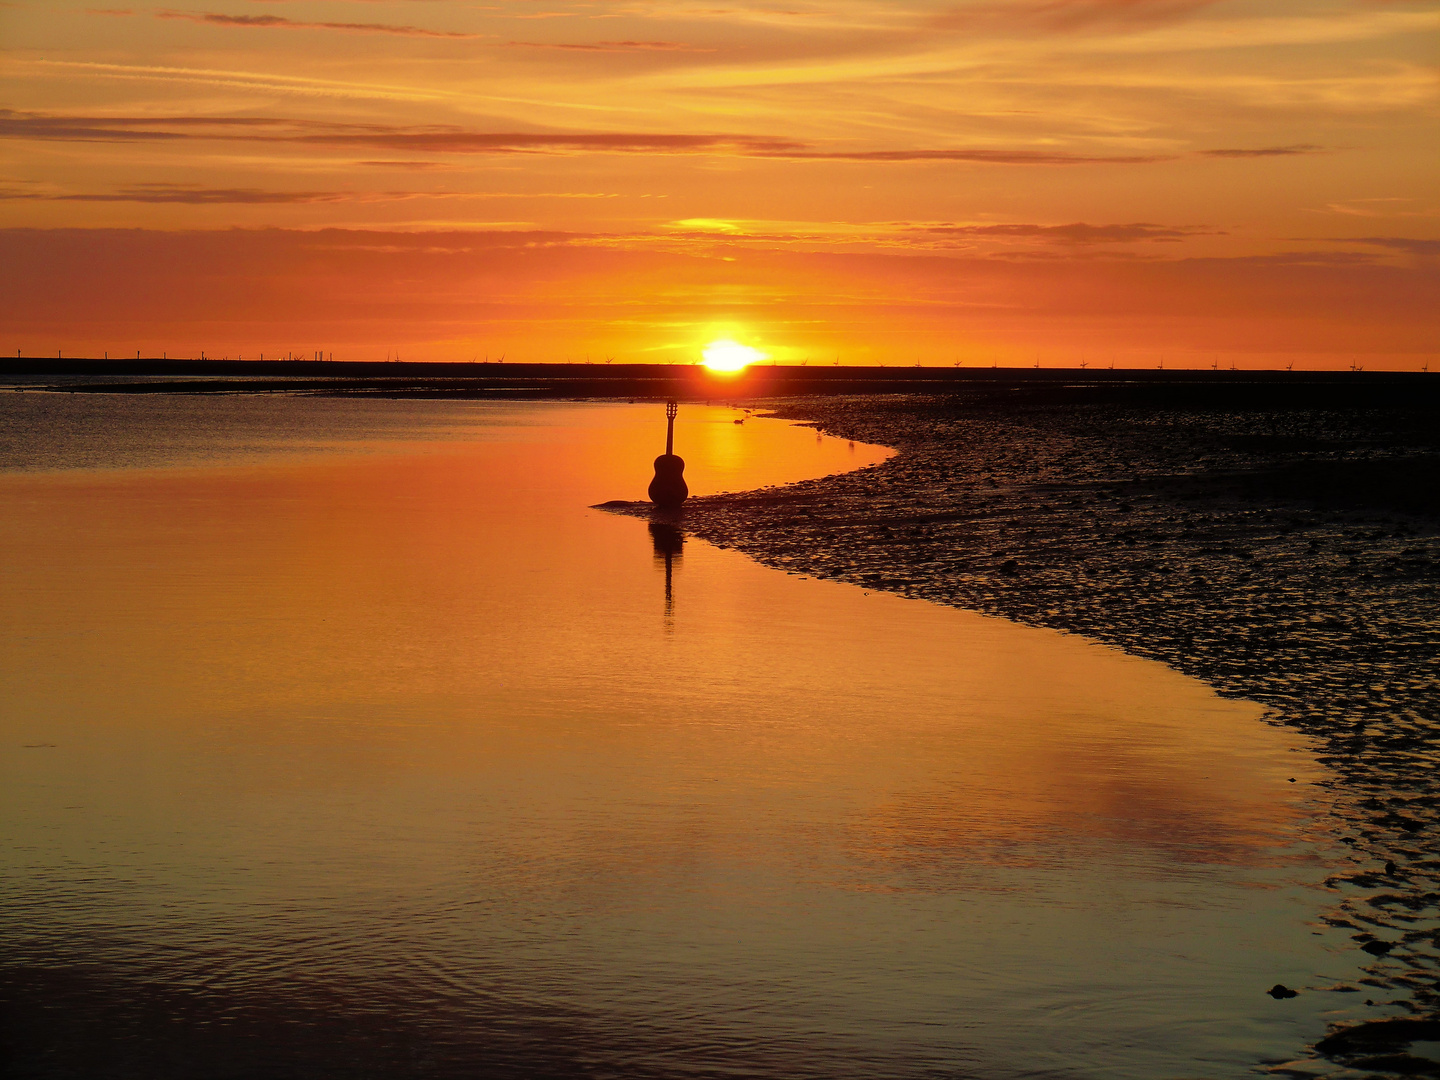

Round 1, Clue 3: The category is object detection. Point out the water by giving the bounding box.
[0,395,1348,1078]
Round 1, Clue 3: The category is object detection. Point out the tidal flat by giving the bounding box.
[625,388,1440,1075]
[1,383,1434,1078]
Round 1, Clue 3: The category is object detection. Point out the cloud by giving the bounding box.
[507,40,714,52]
[0,184,355,204]
[0,109,803,155]
[1343,237,1440,255]
[910,221,1217,242]
[356,160,453,170]
[0,109,1166,165]
[666,218,745,233]
[0,109,291,143]
[771,149,1173,164]
[156,10,482,38]
[932,0,1220,34]
[597,217,1221,255]
[0,184,627,204]
[1201,144,1325,158]
[17,60,448,104]
[1304,198,1430,219]
[1087,8,1440,55]
[291,130,808,154]
[0,109,1331,169]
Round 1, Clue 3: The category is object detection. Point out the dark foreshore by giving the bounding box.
[609,382,1440,1075]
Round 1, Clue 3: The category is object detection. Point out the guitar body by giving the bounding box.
[649,453,688,508]
[648,400,688,508]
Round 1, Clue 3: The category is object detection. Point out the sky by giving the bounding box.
[1,0,1436,367]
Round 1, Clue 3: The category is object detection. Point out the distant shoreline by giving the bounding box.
[4,359,1436,413]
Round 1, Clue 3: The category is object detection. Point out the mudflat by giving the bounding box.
[9,370,1438,1072]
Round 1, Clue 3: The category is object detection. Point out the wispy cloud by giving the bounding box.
[1343,237,1440,255]
[930,0,1221,35]
[0,110,290,143]
[156,10,483,38]
[14,60,448,103]
[769,149,1172,164]
[0,109,1170,164]
[0,183,352,204]
[910,221,1217,242]
[1301,198,1433,219]
[0,183,627,204]
[292,131,806,154]
[642,7,1439,101]
[507,40,714,52]
[356,160,452,170]
[632,217,1223,255]
[1201,144,1324,158]
[1085,8,1440,55]
[0,108,799,154]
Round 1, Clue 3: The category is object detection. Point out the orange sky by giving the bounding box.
[1,0,1436,367]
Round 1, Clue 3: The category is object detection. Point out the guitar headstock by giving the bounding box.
[666,400,678,421]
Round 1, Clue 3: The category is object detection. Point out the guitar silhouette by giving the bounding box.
[648,400,689,508]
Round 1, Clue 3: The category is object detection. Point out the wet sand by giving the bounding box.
[610,387,1440,1075]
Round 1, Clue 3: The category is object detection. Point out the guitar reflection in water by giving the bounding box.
[649,522,684,629]
[647,400,689,508]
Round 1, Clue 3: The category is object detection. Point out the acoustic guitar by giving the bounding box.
[648,400,689,508]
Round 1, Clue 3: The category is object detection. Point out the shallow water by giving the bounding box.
[0,396,1351,1077]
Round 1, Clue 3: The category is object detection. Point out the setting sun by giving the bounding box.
[702,340,767,374]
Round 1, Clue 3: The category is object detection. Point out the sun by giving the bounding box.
[702,339,767,373]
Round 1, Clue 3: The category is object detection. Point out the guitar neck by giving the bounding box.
[664,400,678,456]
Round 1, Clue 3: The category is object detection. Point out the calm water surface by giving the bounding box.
[0,396,1351,1078]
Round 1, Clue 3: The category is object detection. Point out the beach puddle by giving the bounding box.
[0,397,1344,1077]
